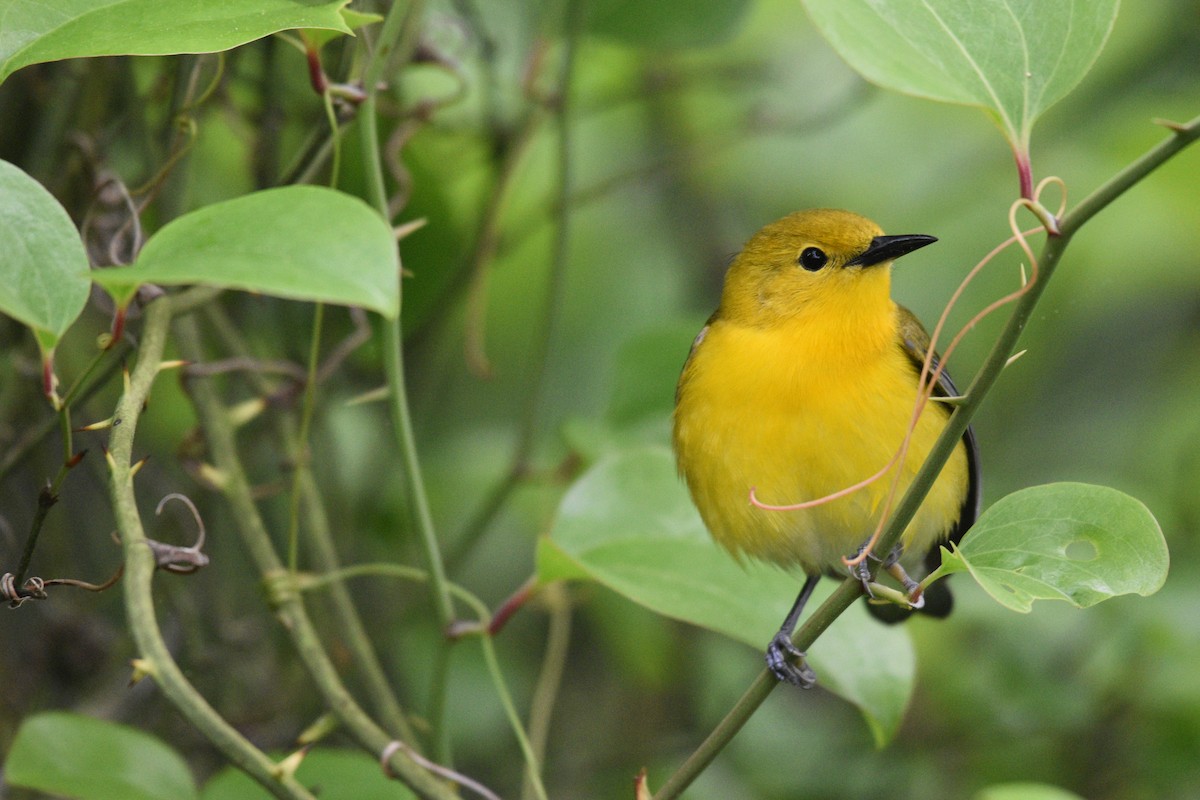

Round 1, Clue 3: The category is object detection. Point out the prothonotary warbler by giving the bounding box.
[672,208,980,687]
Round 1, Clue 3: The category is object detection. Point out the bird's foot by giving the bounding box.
[849,555,876,598]
[886,561,925,608]
[765,631,817,688]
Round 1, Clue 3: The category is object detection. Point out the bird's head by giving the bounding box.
[718,208,936,328]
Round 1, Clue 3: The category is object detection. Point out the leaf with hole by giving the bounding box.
[800,0,1119,154]
[538,446,915,745]
[0,0,354,86]
[0,159,90,355]
[91,186,399,317]
[930,482,1168,613]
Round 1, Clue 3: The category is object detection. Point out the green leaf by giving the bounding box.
[975,783,1087,800]
[935,483,1168,613]
[6,712,197,800]
[201,749,415,800]
[586,0,751,48]
[538,446,915,745]
[800,0,1119,151]
[0,159,90,354]
[297,8,383,53]
[0,0,353,86]
[92,186,399,317]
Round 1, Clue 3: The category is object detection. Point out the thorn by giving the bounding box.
[122,361,132,394]
[1005,349,1028,368]
[274,746,310,782]
[66,449,89,469]
[1152,117,1187,133]
[1020,263,1028,287]
[129,657,157,686]
[228,397,267,427]
[196,462,228,490]
[393,217,428,241]
[157,359,190,372]
[103,447,117,470]
[76,417,115,432]
[344,386,389,406]
[634,768,652,800]
[130,455,151,477]
[297,713,339,746]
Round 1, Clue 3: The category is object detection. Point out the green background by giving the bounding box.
[1,0,1198,798]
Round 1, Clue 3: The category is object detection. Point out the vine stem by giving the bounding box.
[297,563,548,800]
[355,0,458,764]
[174,313,458,800]
[108,298,317,800]
[287,302,323,572]
[200,302,418,744]
[652,113,1200,800]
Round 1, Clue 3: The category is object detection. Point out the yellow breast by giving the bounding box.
[672,307,968,575]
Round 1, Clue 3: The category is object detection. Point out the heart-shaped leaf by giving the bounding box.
[801,0,1119,153]
[7,712,197,800]
[91,186,399,317]
[931,482,1168,613]
[0,159,90,354]
[0,0,353,86]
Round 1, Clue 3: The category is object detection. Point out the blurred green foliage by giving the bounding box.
[1,0,1198,798]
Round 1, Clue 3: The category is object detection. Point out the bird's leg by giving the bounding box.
[847,542,884,597]
[765,574,820,688]
[882,546,925,608]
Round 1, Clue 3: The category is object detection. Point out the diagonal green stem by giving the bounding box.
[200,302,416,743]
[652,113,1200,800]
[297,563,548,799]
[174,313,457,800]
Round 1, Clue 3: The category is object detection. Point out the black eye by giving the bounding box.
[798,247,828,271]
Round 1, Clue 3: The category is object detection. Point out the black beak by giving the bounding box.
[846,234,937,268]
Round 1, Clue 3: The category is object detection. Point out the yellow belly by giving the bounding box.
[673,319,968,575]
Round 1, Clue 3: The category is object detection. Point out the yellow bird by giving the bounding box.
[672,208,980,687]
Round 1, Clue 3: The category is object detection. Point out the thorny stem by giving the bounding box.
[108,298,318,800]
[652,113,1200,800]
[174,312,457,800]
[297,563,549,800]
[200,302,418,745]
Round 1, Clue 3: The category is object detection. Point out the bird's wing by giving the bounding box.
[674,312,720,406]
[895,304,982,545]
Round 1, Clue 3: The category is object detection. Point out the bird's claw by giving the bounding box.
[849,558,875,598]
[766,631,817,688]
